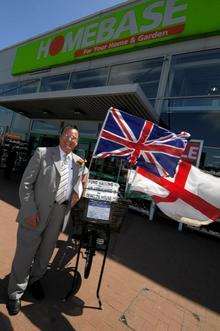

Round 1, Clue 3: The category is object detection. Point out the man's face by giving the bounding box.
[59,128,79,154]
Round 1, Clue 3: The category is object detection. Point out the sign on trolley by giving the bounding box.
[86,200,111,221]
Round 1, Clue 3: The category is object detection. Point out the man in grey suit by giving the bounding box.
[6,126,88,315]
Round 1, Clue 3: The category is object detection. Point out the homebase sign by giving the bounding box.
[12,0,220,75]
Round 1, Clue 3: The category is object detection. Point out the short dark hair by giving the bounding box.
[60,125,79,136]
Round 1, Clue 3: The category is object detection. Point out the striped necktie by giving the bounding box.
[56,155,69,204]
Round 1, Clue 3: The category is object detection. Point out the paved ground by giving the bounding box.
[0,171,220,330]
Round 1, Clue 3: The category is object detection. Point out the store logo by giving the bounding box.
[37,0,187,60]
[48,36,65,56]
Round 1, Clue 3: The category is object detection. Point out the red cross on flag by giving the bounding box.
[130,161,220,227]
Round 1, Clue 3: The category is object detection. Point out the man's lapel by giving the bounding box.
[52,146,62,176]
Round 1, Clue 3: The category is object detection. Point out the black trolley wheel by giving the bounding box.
[84,230,96,279]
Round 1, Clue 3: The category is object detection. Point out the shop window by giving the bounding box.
[0,107,13,126]
[166,110,220,173]
[78,121,99,137]
[40,73,70,92]
[19,79,40,94]
[202,146,220,175]
[69,68,108,89]
[31,120,60,134]
[0,85,4,96]
[168,111,220,145]
[163,97,220,112]
[11,113,30,134]
[165,49,220,111]
[108,58,163,99]
[0,82,19,96]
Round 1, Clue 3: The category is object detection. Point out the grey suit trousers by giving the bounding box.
[8,202,66,300]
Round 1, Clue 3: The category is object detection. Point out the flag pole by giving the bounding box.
[88,107,112,172]
[124,163,135,199]
[116,159,123,183]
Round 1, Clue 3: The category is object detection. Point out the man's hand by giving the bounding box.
[25,213,39,229]
[71,192,80,208]
[82,173,89,190]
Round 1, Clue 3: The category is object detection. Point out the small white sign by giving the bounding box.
[87,199,111,221]
[84,189,118,202]
[87,179,119,192]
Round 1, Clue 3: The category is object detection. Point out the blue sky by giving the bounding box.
[0,0,125,50]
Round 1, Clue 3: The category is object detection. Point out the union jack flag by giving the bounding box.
[94,108,190,177]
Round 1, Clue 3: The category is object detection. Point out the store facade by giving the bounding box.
[0,0,220,174]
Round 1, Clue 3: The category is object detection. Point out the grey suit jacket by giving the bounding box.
[17,146,84,233]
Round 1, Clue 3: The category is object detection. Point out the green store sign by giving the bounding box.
[12,0,220,75]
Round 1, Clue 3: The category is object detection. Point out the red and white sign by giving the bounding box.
[181,139,203,167]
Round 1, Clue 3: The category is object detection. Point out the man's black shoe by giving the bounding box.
[6,298,21,316]
[29,280,45,300]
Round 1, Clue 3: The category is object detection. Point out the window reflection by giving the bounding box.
[19,80,40,94]
[40,74,70,92]
[164,97,220,112]
[165,111,220,173]
[69,68,108,89]
[166,49,220,110]
[202,146,220,175]
[109,58,163,98]
[31,120,60,134]
[0,82,19,96]
[0,107,13,126]
[169,111,220,145]
[0,85,4,95]
[11,113,30,133]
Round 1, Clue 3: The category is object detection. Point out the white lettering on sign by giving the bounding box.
[138,29,168,41]
[62,29,84,52]
[36,0,187,59]
[114,11,138,39]
[81,22,98,48]
[141,1,164,32]
[163,0,187,26]
[96,17,116,43]
[37,39,52,59]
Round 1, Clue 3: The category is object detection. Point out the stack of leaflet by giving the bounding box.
[83,179,119,202]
